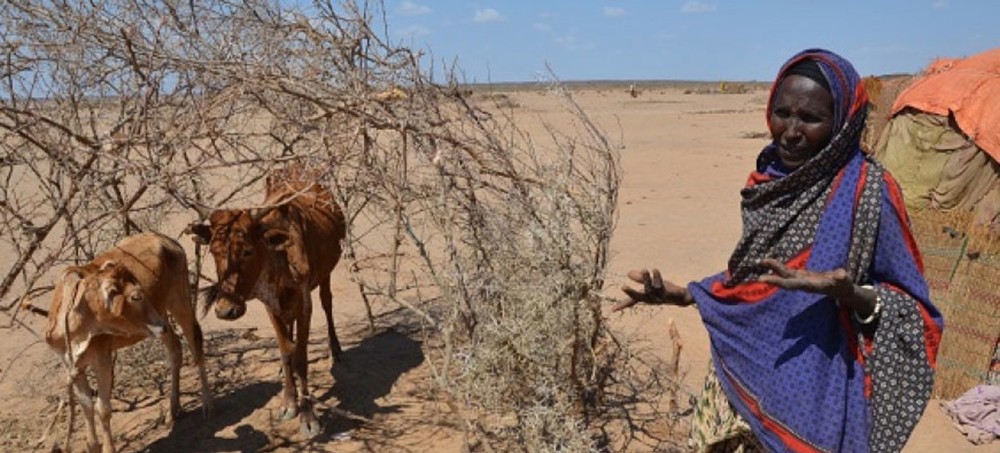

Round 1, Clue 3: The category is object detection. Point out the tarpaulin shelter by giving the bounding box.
[873,48,1000,399]
[875,48,1000,228]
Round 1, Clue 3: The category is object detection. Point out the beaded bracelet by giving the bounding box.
[853,284,882,325]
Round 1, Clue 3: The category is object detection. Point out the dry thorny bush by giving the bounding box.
[0,1,685,451]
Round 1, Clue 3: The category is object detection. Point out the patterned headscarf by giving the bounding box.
[726,48,874,285]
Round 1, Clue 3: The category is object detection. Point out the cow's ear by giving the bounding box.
[263,229,290,251]
[187,223,212,245]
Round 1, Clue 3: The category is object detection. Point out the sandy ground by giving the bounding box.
[0,84,993,452]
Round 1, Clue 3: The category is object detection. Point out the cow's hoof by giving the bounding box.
[278,405,298,421]
[300,413,321,438]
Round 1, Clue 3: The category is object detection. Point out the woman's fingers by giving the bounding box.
[759,258,795,277]
[627,269,650,284]
[651,269,664,291]
[611,294,639,312]
[758,272,792,288]
[617,268,677,311]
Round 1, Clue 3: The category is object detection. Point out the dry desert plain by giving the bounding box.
[0,81,993,452]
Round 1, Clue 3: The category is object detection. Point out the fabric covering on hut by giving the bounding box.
[874,48,1000,229]
[873,47,1000,400]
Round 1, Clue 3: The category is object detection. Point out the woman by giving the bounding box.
[615,49,944,452]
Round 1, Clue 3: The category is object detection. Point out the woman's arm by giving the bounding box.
[757,258,878,317]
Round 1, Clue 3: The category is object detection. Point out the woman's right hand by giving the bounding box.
[613,269,694,312]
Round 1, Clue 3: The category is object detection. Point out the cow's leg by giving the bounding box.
[160,324,183,422]
[172,304,213,416]
[296,287,320,437]
[319,278,342,362]
[266,309,298,421]
[93,348,115,453]
[70,369,99,453]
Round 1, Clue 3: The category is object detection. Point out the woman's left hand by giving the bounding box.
[757,258,876,315]
[757,258,854,299]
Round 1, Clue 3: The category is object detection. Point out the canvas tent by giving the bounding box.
[872,48,1000,398]
[874,48,1000,229]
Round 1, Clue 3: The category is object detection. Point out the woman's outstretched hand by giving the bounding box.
[614,269,694,312]
[756,258,854,298]
[756,258,876,314]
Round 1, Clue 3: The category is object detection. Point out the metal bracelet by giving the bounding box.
[852,284,882,325]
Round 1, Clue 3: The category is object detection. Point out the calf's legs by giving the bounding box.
[93,349,115,453]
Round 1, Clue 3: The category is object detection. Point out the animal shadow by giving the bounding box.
[316,328,424,435]
[141,381,279,453]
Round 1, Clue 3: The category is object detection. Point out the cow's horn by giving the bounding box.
[192,201,213,220]
[250,208,268,222]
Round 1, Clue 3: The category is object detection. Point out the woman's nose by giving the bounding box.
[782,122,803,141]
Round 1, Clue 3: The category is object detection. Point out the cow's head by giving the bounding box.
[189,207,296,320]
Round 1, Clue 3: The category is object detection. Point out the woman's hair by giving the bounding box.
[784,60,831,93]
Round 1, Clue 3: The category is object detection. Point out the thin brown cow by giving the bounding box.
[188,167,345,436]
[46,232,212,453]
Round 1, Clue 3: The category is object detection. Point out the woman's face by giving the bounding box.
[768,74,835,170]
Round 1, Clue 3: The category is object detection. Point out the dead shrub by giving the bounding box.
[0,1,685,451]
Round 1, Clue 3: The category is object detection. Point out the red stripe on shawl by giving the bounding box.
[884,172,925,273]
[837,306,875,398]
[721,365,825,453]
[747,171,774,186]
[854,160,868,206]
[711,249,810,302]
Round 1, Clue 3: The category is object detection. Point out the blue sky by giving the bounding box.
[380,0,999,83]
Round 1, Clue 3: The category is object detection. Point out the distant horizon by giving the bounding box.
[456,73,916,87]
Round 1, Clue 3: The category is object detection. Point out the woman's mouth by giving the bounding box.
[777,146,811,169]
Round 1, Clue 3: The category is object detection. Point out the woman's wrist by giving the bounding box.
[844,284,878,317]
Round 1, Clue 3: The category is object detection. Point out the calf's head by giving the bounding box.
[53,261,165,339]
[91,260,166,336]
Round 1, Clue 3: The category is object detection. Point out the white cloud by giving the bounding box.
[553,35,594,51]
[932,0,949,9]
[398,1,431,16]
[680,1,717,14]
[603,7,628,18]
[473,8,505,23]
[532,22,551,32]
[396,24,431,38]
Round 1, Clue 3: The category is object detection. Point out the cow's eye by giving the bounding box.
[128,291,143,304]
[242,248,254,258]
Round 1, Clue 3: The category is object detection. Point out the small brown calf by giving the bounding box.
[45,232,212,453]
